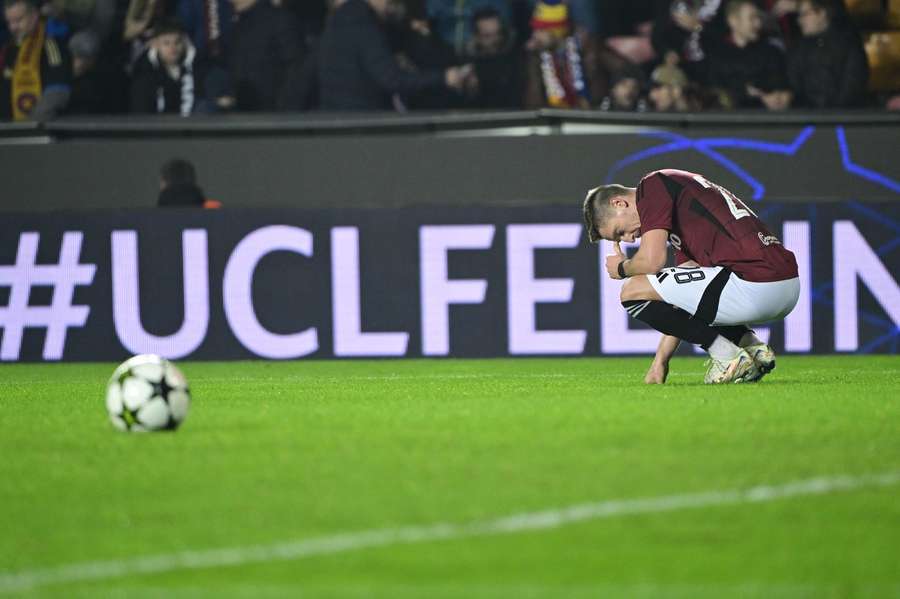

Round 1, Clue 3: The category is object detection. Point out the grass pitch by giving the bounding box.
[1,356,898,598]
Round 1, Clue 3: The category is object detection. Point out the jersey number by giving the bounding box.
[692,175,757,220]
[674,270,706,284]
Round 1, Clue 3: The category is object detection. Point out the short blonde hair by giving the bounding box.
[582,184,631,244]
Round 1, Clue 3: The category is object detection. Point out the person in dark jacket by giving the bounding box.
[787,0,868,107]
[157,158,221,208]
[386,0,465,110]
[130,19,212,115]
[651,0,727,83]
[176,0,233,62]
[67,29,129,114]
[227,0,304,111]
[706,0,791,110]
[464,6,524,109]
[316,0,470,111]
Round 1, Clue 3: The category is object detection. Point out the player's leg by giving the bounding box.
[709,325,772,382]
[619,278,762,383]
[709,276,800,380]
[620,275,716,347]
[716,326,774,380]
[620,273,758,384]
[713,325,751,345]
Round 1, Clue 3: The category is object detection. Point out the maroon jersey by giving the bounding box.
[636,169,798,282]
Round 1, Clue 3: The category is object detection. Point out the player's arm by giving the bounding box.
[645,258,698,384]
[609,229,669,279]
[646,334,681,384]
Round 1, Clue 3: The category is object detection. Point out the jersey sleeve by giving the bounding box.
[41,36,72,90]
[636,172,674,234]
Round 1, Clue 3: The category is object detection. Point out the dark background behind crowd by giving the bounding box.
[0,0,898,122]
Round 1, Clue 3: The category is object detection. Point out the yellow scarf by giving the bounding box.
[12,20,46,121]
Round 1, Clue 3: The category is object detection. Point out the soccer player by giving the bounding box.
[583,169,800,384]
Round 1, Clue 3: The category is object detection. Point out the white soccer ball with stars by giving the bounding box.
[106,354,191,432]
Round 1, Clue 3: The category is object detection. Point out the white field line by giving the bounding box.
[2,471,898,594]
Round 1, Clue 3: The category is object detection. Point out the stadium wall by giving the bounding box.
[0,202,896,362]
[0,112,899,211]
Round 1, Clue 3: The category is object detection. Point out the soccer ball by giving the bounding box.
[106,354,191,432]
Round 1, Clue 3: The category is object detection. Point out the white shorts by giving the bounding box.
[646,266,800,326]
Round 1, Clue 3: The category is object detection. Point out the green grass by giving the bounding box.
[1,356,899,598]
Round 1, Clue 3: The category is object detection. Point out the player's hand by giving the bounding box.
[606,242,626,279]
[644,360,669,384]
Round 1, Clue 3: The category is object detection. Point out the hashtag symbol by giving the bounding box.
[0,232,97,361]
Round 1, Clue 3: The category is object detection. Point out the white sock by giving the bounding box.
[708,335,741,361]
[738,331,763,348]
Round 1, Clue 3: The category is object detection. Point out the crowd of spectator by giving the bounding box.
[0,0,892,121]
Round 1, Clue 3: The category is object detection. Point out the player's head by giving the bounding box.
[582,184,640,244]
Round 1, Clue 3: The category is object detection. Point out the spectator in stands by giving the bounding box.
[66,29,100,112]
[227,0,304,111]
[467,5,508,56]
[317,0,470,111]
[464,6,524,108]
[598,70,647,111]
[387,0,465,110]
[523,0,595,109]
[157,157,221,208]
[0,0,71,121]
[706,0,791,110]
[787,0,868,107]
[651,0,726,83]
[426,0,510,56]
[648,80,691,111]
[175,0,232,62]
[647,51,703,111]
[275,0,335,111]
[130,19,219,115]
[66,28,128,114]
[767,0,853,43]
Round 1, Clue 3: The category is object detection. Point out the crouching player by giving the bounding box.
[583,169,800,384]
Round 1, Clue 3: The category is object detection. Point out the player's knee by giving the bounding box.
[620,276,652,303]
[620,278,638,303]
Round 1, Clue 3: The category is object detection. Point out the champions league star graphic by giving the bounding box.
[604,126,900,203]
